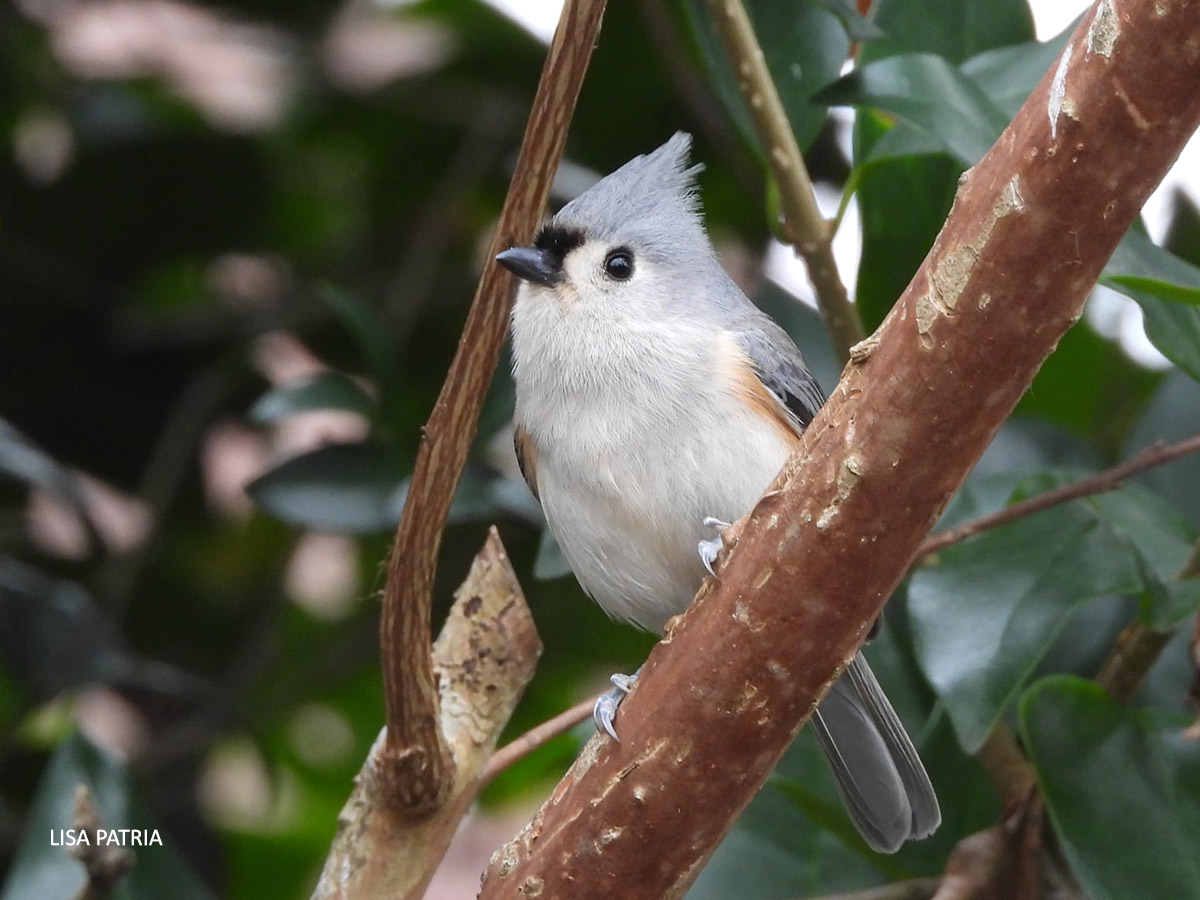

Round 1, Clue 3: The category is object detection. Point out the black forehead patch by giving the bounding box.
[534,224,585,264]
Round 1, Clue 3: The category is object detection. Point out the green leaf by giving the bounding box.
[246,442,406,533]
[771,777,896,869]
[0,559,123,703]
[960,31,1073,117]
[819,53,1010,166]
[1126,373,1200,524]
[1105,228,1200,295]
[248,372,377,424]
[1121,288,1200,381]
[1021,677,1200,900]
[1014,315,1161,451]
[1101,230,1200,379]
[810,0,884,41]
[910,483,1147,752]
[317,286,406,418]
[1104,228,1200,305]
[859,0,1034,65]
[1081,484,1198,585]
[246,443,521,533]
[852,111,960,329]
[2,732,214,900]
[687,0,851,152]
[1105,275,1200,306]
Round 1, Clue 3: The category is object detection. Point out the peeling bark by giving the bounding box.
[478,2,1200,897]
[312,530,540,900]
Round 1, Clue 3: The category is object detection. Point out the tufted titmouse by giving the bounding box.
[496,133,939,853]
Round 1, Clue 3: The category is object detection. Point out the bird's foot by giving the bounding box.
[593,670,639,741]
[699,516,731,576]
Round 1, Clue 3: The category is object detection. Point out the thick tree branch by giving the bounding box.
[706,0,865,361]
[313,530,540,900]
[479,3,1200,897]
[377,0,606,813]
[481,435,1200,788]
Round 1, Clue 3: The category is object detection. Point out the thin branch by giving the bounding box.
[481,697,593,786]
[705,0,865,362]
[917,435,1200,560]
[377,0,607,815]
[975,726,1036,811]
[1095,624,1175,704]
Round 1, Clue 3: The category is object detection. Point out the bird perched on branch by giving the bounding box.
[497,132,939,854]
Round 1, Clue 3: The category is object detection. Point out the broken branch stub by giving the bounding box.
[478,3,1200,898]
[313,529,541,900]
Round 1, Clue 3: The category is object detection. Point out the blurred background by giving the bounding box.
[3,1,1200,898]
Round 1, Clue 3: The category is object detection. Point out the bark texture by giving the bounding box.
[376,0,606,813]
[312,530,540,900]
[478,3,1200,898]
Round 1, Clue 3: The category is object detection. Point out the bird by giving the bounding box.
[495,132,940,854]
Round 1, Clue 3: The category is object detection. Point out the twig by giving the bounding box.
[975,725,1036,811]
[917,435,1200,560]
[705,0,865,361]
[481,697,593,786]
[377,0,607,814]
[68,785,135,900]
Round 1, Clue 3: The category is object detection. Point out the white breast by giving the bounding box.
[512,292,796,633]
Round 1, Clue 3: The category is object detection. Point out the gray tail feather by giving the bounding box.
[811,653,941,853]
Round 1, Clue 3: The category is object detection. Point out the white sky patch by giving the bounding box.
[765,185,860,310]
[483,0,562,43]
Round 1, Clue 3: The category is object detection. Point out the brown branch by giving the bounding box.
[377,0,607,814]
[918,435,1200,560]
[975,725,1037,811]
[313,529,541,900]
[481,697,593,787]
[479,3,1200,897]
[705,0,866,361]
[68,785,135,900]
[1095,535,1200,704]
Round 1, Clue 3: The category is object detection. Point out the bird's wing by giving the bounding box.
[513,425,540,502]
[728,321,826,436]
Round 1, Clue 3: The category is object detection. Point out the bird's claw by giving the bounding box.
[698,516,731,576]
[593,671,638,741]
[698,536,724,576]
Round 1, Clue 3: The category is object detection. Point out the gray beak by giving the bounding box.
[496,247,562,287]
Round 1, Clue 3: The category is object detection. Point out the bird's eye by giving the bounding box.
[603,249,634,281]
